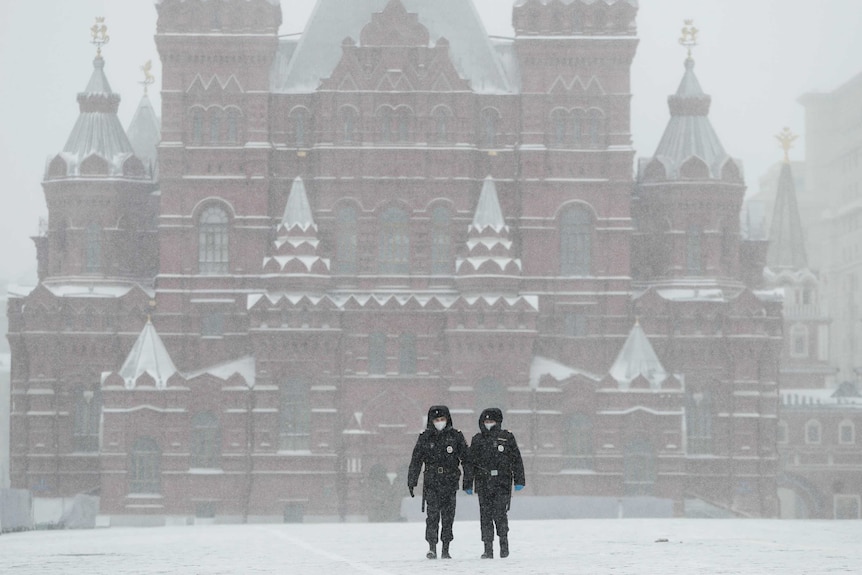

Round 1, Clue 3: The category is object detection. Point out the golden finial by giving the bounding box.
[90,16,110,56]
[140,60,155,95]
[775,127,798,163]
[679,19,699,60]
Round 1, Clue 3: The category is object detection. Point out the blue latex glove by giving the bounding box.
[465,489,473,495]
[514,485,524,491]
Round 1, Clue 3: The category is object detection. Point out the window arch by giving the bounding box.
[279,378,310,451]
[335,205,358,274]
[560,205,592,276]
[129,437,161,494]
[480,108,500,148]
[339,106,359,144]
[378,207,410,274]
[686,224,702,275]
[430,206,451,275]
[73,386,101,452]
[86,224,102,273]
[395,106,411,142]
[432,106,451,143]
[378,106,394,143]
[226,107,241,144]
[208,108,222,144]
[191,412,221,468]
[191,108,204,145]
[550,108,568,147]
[586,108,605,148]
[199,205,229,274]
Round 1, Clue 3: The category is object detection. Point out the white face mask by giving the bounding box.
[484,422,496,430]
[433,420,447,431]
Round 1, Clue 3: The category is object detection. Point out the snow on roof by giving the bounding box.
[272,0,512,94]
[248,291,538,311]
[529,356,599,389]
[472,176,507,233]
[116,320,178,389]
[155,0,279,4]
[608,321,667,390]
[43,283,139,299]
[780,387,862,409]
[514,0,638,6]
[185,356,256,388]
[281,177,316,231]
[655,288,726,302]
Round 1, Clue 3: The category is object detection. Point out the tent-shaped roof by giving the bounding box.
[272,0,512,94]
[472,176,506,233]
[126,93,161,175]
[117,319,177,389]
[608,321,667,390]
[281,177,316,232]
[766,162,808,271]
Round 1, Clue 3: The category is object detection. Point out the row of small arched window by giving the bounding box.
[778,419,856,445]
[198,203,594,276]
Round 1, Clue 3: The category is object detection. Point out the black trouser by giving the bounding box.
[478,486,510,542]
[424,484,457,544]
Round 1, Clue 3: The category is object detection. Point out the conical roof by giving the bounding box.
[126,93,161,174]
[608,321,667,390]
[472,176,506,233]
[281,177,316,232]
[118,319,177,389]
[766,162,808,271]
[649,58,733,180]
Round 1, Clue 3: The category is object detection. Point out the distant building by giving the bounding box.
[799,71,862,381]
[7,0,782,524]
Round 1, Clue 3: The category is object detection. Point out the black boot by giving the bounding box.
[426,543,437,559]
[441,542,451,559]
[500,537,509,558]
[481,541,494,559]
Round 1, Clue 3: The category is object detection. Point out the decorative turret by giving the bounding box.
[112,319,178,389]
[606,321,671,390]
[126,60,161,179]
[634,21,746,283]
[766,128,808,273]
[37,18,158,281]
[262,177,331,283]
[456,177,521,291]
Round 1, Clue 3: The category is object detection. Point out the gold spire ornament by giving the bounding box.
[90,17,110,56]
[679,19,699,59]
[140,60,155,94]
[775,127,798,163]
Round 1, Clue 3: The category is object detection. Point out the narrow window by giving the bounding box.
[73,387,101,452]
[805,420,822,444]
[430,207,451,275]
[434,107,449,143]
[209,109,221,144]
[396,108,411,142]
[551,109,568,147]
[560,206,591,276]
[192,109,204,145]
[335,206,358,274]
[86,224,102,273]
[686,390,712,454]
[129,437,161,494]
[399,333,417,374]
[378,207,410,274]
[279,378,310,451]
[379,107,394,143]
[191,412,221,468]
[291,108,308,148]
[564,414,593,469]
[839,420,855,445]
[623,440,656,496]
[686,225,702,275]
[340,107,358,143]
[481,108,498,148]
[369,333,387,375]
[226,108,240,144]
[199,206,229,274]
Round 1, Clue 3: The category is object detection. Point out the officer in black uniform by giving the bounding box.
[463,407,525,559]
[407,405,468,559]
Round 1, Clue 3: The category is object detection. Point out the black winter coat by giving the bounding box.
[463,423,525,494]
[407,406,468,493]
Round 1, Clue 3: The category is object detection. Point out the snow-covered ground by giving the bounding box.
[1,519,859,574]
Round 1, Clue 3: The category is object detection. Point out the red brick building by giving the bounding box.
[7,0,782,524]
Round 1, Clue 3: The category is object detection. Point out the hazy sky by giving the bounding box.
[1,0,861,284]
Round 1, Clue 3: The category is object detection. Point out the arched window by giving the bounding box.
[623,439,655,496]
[192,109,204,145]
[73,386,101,452]
[481,108,499,148]
[433,107,450,143]
[340,106,358,144]
[335,205,358,274]
[396,107,411,142]
[805,420,822,444]
[290,108,308,147]
[587,109,604,148]
[399,333,417,374]
[564,414,593,469]
[86,224,102,273]
[199,205,229,274]
[686,224,702,275]
[378,107,394,143]
[226,108,240,144]
[191,412,221,468]
[686,390,712,454]
[475,376,506,414]
[368,332,387,375]
[571,109,584,147]
[129,437,161,494]
[777,420,788,444]
[430,207,451,275]
[560,206,592,276]
[378,207,410,274]
[279,378,310,451]
[551,109,568,147]
[209,108,222,144]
